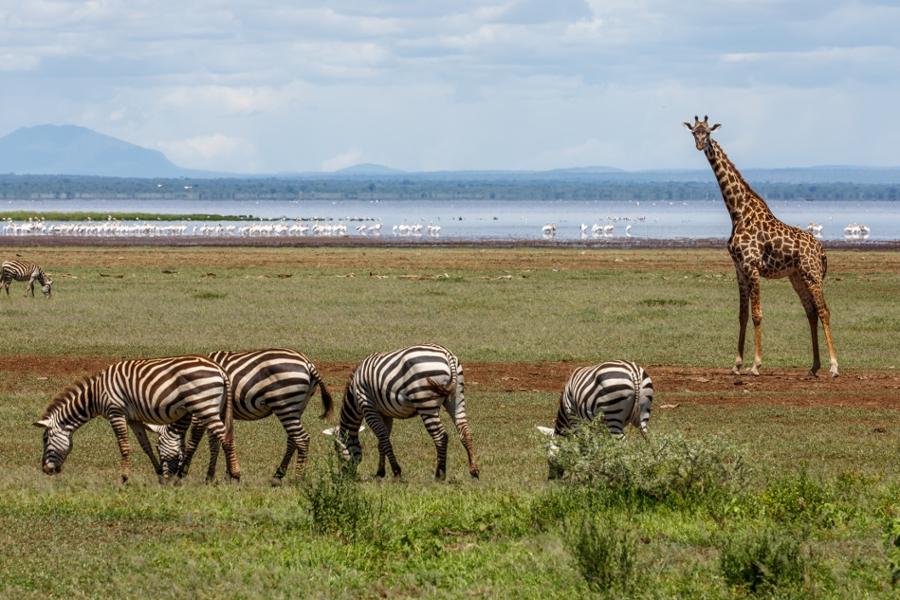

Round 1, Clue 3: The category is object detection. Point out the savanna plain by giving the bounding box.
[0,246,898,598]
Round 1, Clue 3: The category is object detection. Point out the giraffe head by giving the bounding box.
[683,115,721,151]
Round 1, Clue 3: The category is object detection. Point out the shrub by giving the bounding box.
[551,425,750,509]
[887,517,900,587]
[564,515,636,596]
[302,459,380,541]
[719,526,807,594]
[759,471,840,527]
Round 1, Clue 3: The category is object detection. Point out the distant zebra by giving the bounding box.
[327,344,479,480]
[1,260,53,297]
[153,348,333,485]
[538,360,653,479]
[34,355,240,483]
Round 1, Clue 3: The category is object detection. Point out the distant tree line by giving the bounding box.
[0,174,897,202]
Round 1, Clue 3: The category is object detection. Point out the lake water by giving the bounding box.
[2,197,898,240]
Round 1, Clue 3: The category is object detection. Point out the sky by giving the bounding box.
[1,0,899,173]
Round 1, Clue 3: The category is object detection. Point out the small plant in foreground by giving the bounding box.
[552,425,750,508]
[719,525,807,594]
[564,515,636,596]
[887,517,900,587]
[301,459,380,541]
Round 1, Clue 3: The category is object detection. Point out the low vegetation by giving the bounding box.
[0,246,897,597]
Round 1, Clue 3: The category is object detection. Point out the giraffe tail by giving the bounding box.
[821,254,828,279]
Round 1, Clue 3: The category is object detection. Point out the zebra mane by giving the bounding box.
[40,375,94,419]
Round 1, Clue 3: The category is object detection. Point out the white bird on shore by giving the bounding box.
[542,223,557,237]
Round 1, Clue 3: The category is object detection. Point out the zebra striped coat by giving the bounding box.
[153,348,333,484]
[34,355,240,483]
[1,260,52,297]
[333,344,479,480]
[546,360,653,479]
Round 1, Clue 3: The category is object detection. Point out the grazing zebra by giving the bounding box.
[538,360,653,479]
[327,344,479,480]
[1,260,53,297]
[153,348,333,485]
[34,355,240,483]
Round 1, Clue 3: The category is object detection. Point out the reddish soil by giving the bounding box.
[5,355,898,410]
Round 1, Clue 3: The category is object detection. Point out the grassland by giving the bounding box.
[0,245,898,598]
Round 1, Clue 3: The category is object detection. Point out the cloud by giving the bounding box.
[321,150,364,172]
[157,134,256,171]
[0,53,40,71]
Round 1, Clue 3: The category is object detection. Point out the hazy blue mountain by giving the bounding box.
[0,124,193,177]
[2,124,899,184]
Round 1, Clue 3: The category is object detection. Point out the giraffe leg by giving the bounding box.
[807,278,839,377]
[790,273,821,377]
[420,410,450,481]
[375,417,393,478]
[747,270,763,376]
[364,406,401,478]
[734,269,751,375]
[109,414,132,484]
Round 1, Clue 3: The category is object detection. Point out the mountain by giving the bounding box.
[334,163,405,175]
[0,124,192,178]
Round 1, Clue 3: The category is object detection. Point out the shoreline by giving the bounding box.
[0,235,898,250]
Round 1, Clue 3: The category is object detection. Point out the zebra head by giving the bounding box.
[149,424,183,479]
[34,416,72,475]
[41,278,52,297]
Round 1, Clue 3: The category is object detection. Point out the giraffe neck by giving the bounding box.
[704,140,772,225]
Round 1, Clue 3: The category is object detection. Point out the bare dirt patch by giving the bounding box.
[5,355,898,410]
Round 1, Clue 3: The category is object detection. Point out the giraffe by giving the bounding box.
[684,115,839,378]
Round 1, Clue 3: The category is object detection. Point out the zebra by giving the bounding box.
[1,260,53,297]
[152,348,333,485]
[326,344,480,480]
[537,360,653,479]
[33,355,240,483]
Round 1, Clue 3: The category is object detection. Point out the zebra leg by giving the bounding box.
[205,435,220,483]
[129,421,163,480]
[203,421,241,482]
[420,411,449,481]
[108,413,132,484]
[178,423,206,479]
[444,399,479,479]
[376,417,393,478]
[26,278,35,297]
[272,410,309,484]
[364,406,401,478]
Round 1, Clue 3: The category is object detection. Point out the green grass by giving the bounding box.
[0,247,897,369]
[0,246,898,597]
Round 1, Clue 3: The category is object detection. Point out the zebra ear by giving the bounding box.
[34,418,51,428]
[536,426,555,437]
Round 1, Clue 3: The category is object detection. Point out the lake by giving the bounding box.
[2,197,897,240]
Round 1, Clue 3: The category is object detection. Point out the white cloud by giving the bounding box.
[321,150,364,172]
[0,52,40,71]
[157,134,256,171]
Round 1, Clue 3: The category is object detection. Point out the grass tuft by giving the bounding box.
[719,525,808,594]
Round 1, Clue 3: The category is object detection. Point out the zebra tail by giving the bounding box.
[425,375,456,398]
[318,379,334,420]
[627,367,643,429]
[222,370,235,446]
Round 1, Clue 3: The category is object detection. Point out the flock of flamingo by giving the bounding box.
[0,217,442,238]
[0,216,872,240]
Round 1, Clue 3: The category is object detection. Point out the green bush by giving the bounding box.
[887,517,900,587]
[759,472,841,527]
[719,526,807,594]
[551,425,750,508]
[301,459,381,542]
[564,515,636,596]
